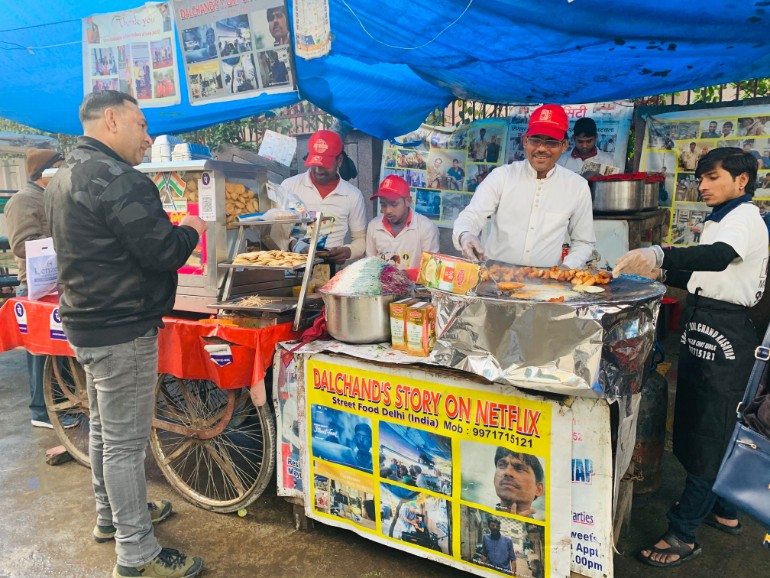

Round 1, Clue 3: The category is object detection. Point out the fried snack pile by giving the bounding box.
[224,181,259,226]
[489,264,612,287]
[233,250,307,267]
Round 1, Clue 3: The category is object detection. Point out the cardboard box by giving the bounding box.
[389,298,419,351]
[416,252,480,295]
[406,302,436,357]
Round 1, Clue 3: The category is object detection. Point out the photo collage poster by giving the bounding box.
[82,2,181,106]
[380,102,633,229]
[641,104,770,245]
[173,0,296,105]
[304,354,573,578]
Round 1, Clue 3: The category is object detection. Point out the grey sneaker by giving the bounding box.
[113,548,203,578]
[94,500,173,542]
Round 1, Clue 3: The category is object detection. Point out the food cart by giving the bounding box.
[272,269,665,578]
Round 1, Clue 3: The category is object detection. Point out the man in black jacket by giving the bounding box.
[45,91,206,578]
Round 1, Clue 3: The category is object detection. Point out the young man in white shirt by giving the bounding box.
[614,147,768,569]
[276,130,367,264]
[366,175,439,270]
[558,117,616,174]
[453,104,595,269]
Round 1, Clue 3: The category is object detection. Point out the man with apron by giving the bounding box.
[613,147,768,568]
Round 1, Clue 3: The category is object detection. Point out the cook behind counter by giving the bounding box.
[452,161,595,269]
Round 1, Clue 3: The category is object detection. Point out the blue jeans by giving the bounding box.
[71,328,162,567]
[667,471,738,544]
[16,283,47,422]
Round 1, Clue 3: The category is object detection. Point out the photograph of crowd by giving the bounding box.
[314,474,376,531]
[216,15,253,57]
[378,421,452,496]
[379,483,451,555]
[460,506,545,578]
[460,442,546,521]
[415,189,441,220]
[310,404,373,474]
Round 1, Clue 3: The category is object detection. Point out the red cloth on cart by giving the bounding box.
[0,297,296,389]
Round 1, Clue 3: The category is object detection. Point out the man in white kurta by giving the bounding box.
[453,104,595,269]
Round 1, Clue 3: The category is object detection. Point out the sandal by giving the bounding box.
[637,531,702,568]
[704,512,743,535]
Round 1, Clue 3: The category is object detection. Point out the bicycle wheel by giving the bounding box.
[42,356,91,467]
[149,374,276,513]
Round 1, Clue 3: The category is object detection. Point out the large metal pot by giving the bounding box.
[589,179,645,213]
[641,181,658,210]
[321,292,399,344]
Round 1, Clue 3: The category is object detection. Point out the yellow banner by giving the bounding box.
[306,356,558,577]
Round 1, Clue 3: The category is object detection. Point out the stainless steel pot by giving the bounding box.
[321,292,399,344]
[641,180,658,209]
[589,179,645,213]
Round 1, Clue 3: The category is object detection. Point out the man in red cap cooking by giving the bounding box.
[366,174,439,269]
[276,129,366,264]
[453,104,595,269]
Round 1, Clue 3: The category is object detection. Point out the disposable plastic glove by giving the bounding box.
[612,246,663,278]
[460,233,485,262]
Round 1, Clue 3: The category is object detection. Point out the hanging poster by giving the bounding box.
[304,354,573,578]
[640,103,770,245]
[173,0,296,105]
[380,102,633,228]
[82,2,181,106]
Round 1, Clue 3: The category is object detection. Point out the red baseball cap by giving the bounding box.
[305,130,343,168]
[526,104,569,141]
[371,175,411,201]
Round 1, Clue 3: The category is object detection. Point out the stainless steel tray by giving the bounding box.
[218,259,320,272]
[208,295,322,313]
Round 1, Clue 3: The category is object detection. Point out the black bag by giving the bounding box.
[712,323,770,527]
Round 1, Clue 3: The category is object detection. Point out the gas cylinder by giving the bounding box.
[632,358,669,495]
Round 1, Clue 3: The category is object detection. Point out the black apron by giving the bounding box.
[673,292,758,479]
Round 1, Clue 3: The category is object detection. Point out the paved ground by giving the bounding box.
[0,345,767,578]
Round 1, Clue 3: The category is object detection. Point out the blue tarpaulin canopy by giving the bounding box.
[2,1,770,139]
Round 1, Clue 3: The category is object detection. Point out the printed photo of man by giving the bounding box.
[493,447,545,519]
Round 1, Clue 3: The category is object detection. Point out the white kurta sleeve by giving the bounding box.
[562,182,596,269]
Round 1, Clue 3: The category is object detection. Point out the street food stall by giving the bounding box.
[272,256,666,578]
